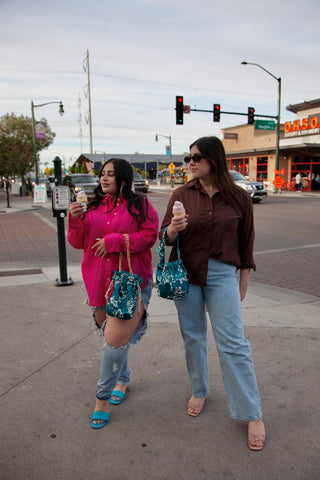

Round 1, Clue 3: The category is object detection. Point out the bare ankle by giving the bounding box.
[95,398,109,412]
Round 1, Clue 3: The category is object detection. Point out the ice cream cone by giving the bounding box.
[172,200,185,217]
[77,191,88,211]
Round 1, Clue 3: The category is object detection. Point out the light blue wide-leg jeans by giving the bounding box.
[95,279,152,401]
[175,258,262,420]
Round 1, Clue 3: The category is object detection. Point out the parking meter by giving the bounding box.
[52,156,73,286]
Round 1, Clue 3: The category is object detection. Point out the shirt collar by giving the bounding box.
[185,178,199,189]
[101,194,126,205]
[186,178,221,197]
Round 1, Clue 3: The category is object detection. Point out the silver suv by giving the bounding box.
[63,174,99,202]
[133,172,149,193]
[230,171,267,203]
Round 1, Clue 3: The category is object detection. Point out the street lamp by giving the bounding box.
[155,133,173,187]
[155,133,172,163]
[31,100,64,185]
[241,61,281,172]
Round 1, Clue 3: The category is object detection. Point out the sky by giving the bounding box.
[1,0,320,170]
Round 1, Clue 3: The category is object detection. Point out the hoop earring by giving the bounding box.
[98,186,107,197]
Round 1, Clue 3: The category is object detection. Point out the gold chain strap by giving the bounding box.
[118,234,133,275]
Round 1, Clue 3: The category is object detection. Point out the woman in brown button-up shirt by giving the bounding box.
[159,136,265,451]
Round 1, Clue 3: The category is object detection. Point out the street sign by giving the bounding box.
[183,105,191,114]
[168,162,176,171]
[273,175,285,190]
[255,119,275,130]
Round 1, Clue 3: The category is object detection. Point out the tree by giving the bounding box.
[0,113,55,179]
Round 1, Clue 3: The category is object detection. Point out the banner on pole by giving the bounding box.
[35,121,46,139]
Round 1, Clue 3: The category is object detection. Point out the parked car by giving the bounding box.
[63,174,99,202]
[133,172,149,193]
[229,170,267,203]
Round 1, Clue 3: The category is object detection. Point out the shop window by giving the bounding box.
[292,157,320,191]
[291,162,311,191]
[229,158,248,176]
[257,157,268,181]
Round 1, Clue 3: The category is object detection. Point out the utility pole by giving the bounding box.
[83,49,93,153]
[78,94,83,154]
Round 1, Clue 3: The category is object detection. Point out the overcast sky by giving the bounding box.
[1,0,319,169]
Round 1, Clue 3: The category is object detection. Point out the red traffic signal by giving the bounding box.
[248,107,255,125]
[176,96,184,125]
[213,104,221,122]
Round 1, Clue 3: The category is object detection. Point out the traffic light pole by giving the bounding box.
[189,107,277,120]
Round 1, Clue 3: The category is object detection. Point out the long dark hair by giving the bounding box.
[87,158,149,224]
[189,136,244,212]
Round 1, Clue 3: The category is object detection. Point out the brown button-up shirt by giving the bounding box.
[159,179,256,287]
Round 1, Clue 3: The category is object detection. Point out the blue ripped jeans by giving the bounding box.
[95,279,152,401]
[175,258,262,421]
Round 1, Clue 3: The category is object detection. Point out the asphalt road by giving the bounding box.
[149,191,320,297]
[1,190,320,297]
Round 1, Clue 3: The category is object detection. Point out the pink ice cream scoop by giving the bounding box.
[172,200,185,217]
[77,190,88,211]
[77,190,87,201]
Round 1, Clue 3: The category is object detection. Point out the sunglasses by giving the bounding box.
[184,154,204,164]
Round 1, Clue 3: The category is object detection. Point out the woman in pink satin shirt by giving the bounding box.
[68,158,158,429]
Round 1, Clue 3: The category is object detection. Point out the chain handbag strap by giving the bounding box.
[118,233,133,275]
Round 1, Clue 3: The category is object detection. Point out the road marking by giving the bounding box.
[255,243,320,255]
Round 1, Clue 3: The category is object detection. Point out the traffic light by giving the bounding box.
[248,107,255,125]
[213,104,221,122]
[176,96,184,125]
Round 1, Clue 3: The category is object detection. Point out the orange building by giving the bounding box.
[222,98,320,191]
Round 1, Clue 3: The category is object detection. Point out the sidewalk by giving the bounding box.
[1,192,320,479]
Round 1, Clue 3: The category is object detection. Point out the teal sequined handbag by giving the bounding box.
[156,226,189,300]
[106,234,144,320]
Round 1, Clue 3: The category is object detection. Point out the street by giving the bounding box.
[150,191,320,296]
[1,190,320,297]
